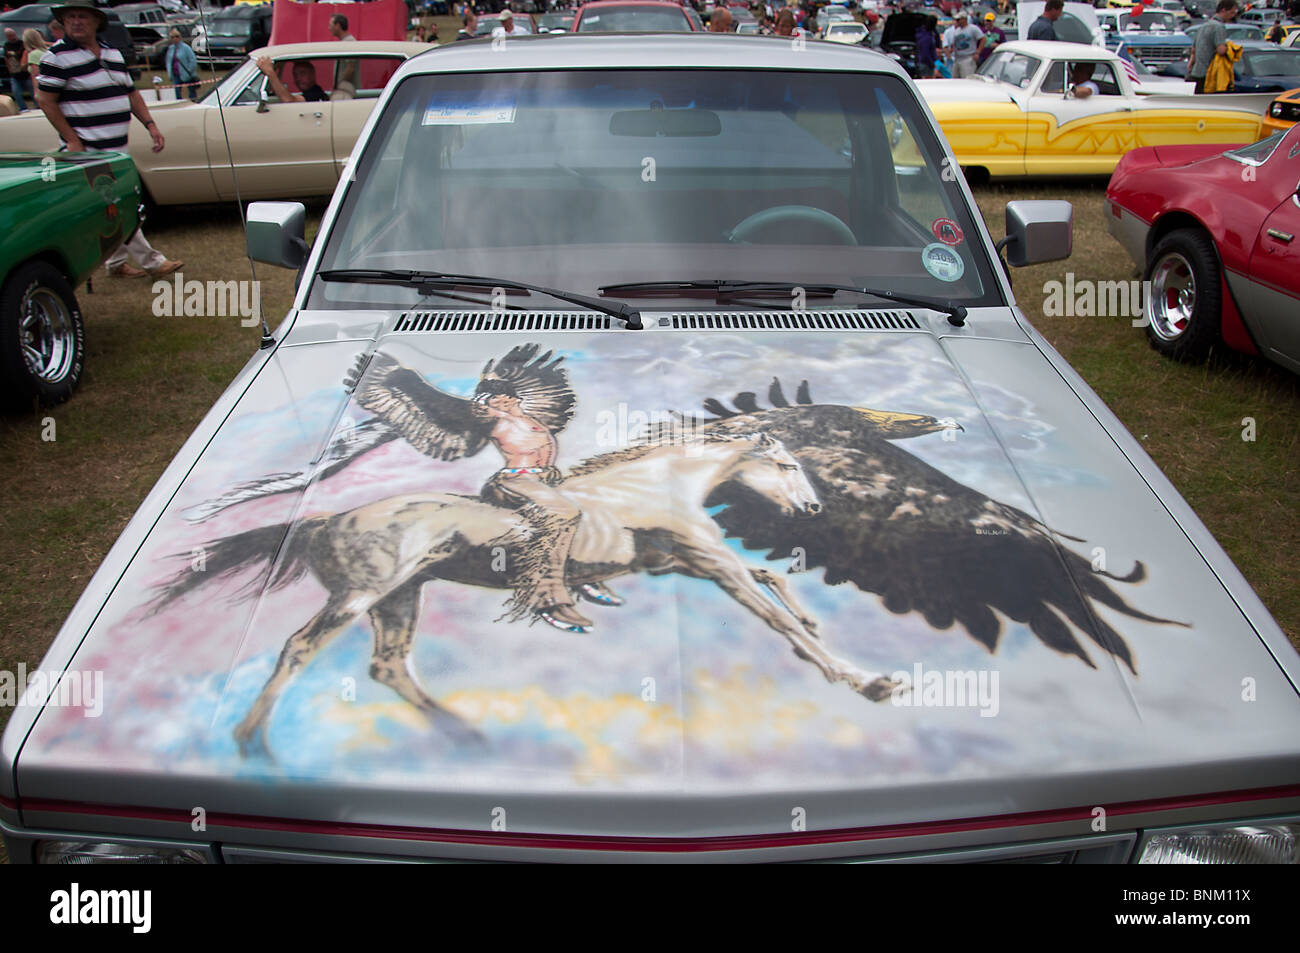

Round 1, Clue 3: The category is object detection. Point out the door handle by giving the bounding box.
[1266,228,1294,243]
[299,111,323,119]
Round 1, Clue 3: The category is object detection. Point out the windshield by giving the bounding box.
[1243,49,1300,75]
[577,7,691,31]
[308,69,999,311]
[1112,11,1179,31]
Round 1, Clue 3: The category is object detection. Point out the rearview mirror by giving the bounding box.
[246,201,307,269]
[609,108,722,137]
[1003,200,1073,266]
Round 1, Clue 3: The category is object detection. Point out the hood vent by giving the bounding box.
[666,310,921,330]
[394,311,613,333]
[392,309,924,333]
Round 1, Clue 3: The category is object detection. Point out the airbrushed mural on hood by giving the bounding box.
[130,335,1183,763]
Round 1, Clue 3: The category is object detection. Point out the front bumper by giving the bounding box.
[1106,199,1151,271]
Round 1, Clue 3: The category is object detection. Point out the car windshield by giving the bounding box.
[577,7,691,31]
[1115,11,1178,31]
[978,50,1042,88]
[308,69,999,311]
[537,14,573,29]
[1243,49,1300,75]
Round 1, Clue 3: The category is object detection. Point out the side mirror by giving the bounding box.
[256,97,270,113]
[1002,200,1073,266]
[246,201,307,269]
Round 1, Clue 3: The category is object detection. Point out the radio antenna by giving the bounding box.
[193,2,275,349]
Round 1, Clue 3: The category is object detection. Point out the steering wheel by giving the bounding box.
[726,205,858,246]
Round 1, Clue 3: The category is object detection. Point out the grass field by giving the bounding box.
[0,178,1296,862]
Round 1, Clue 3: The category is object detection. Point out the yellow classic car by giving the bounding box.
[918,40,1275,178]
[0,41,429,206]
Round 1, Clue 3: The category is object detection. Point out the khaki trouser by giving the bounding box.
[106,229,168,272]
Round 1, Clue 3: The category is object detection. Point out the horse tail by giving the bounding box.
[148,517,329,615]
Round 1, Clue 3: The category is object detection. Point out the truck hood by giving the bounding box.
[916,78,1018,105]
[10,321,1299,838]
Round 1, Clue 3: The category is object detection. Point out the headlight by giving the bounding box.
[1273,103,1284,117]
[1136,820,1300,864]
[37,840,208,864]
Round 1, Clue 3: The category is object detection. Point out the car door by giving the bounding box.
[328,55,407,175]
[1244,150,1300,372]
[205,58,337,201]
[1024,58,1136,174]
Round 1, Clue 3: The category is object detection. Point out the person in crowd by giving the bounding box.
[37,1,181,279]
[163,29,198,102]
[48,18,65,41]
[23,29,48,90]
[494,7,521,35]
[1027,0,1064,40]
[1188,0,1238,93]
[710,3,734,31]
[916,14,940,77]
[328,13,356,43]
[258,56,328,103]
[773,7,797,34]
[978,10,1005,64]
[942,11,984,78]
[458,9,478,38]
[1265,17,1284,41]
[4,27,30,110]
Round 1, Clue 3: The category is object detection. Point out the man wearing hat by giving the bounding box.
[493,7,520,36]
[36,0,181,278]
[941,11,985,78]
[978,10,1006,65]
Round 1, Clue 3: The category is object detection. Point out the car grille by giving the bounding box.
[1130,44,1191,65]
[392,310,924,333]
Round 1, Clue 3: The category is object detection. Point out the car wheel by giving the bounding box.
[1143,228,1222,361]
[0,261,85,411]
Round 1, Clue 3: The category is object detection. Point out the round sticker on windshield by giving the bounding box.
[931,218,963,246]
[921,243,964,283]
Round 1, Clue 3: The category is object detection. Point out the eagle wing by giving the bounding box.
[701,397,1180,674]
[355,353,494,461]
[476,344,576,434]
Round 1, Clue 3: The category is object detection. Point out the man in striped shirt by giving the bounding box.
[36,0,181,278]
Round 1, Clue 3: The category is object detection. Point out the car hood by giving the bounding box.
[10,321,1299,837]
[881,11,927,47]
[916,78,1018,104]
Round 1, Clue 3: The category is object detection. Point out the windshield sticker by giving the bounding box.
[921,242,964,282]
[931,218,964,246]
[422,94,517,126]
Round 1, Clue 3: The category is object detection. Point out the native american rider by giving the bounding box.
[354,344,619,633]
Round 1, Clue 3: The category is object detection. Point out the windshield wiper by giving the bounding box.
[597,279,969,326]
[317,269,645,329]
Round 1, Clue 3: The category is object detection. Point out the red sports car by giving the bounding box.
[1106,123,1300,374]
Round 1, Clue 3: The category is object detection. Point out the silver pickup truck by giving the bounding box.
[3,33,1297,864]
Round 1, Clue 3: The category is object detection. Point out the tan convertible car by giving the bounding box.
[1,41,429,206]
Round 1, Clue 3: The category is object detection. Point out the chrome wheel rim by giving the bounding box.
[1147,252,1197,343]
[19,287,75,384]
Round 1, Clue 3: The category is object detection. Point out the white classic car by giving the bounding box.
[0,41,429,206]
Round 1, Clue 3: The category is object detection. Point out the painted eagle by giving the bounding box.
[693,379,1182,674]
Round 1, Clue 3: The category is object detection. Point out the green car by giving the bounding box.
[0,151,142,410]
